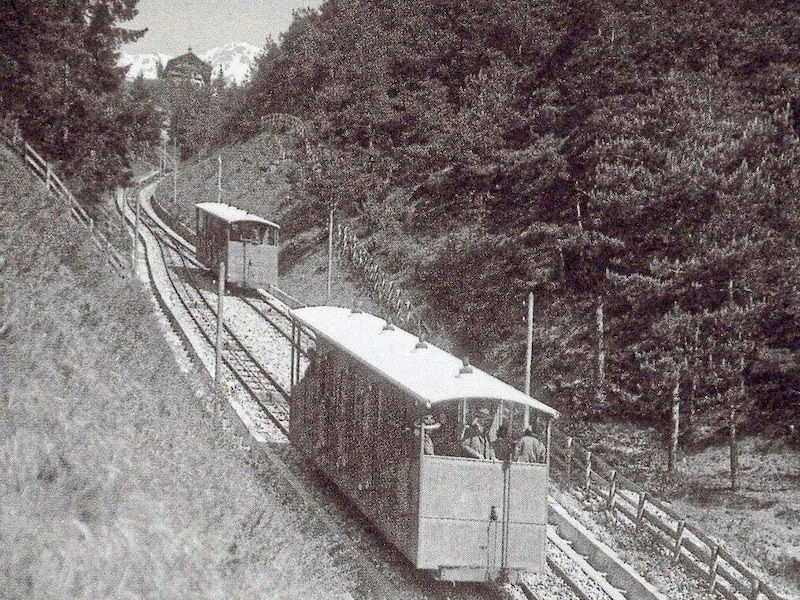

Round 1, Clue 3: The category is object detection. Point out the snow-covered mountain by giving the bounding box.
[200,42,261,85]
[119,42,261,86]
[119,52,172,80]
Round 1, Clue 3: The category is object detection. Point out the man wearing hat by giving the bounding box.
[461,407,492,459]
[415,414,440,455]
[514,427,546,463]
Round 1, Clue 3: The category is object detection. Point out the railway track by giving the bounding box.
[117,182,667,600]
[142,208,292,433]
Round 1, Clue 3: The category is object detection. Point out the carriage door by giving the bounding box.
[501,461,549,578]
[229,221,252,287]
[244,223,275,289]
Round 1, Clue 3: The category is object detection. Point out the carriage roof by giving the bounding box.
[196,202,280,228]
[291,306,559,418]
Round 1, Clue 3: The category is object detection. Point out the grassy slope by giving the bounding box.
[0,146,349,598]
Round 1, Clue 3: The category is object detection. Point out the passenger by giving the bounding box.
[415,414,440,455]
[492,424,513,462]
[514,427,546,463]
[304,347,317,377]
[433,409,458,456]
[461,407,492,459]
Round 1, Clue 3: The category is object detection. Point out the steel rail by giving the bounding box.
[239,293,315,359]
[140,209,292,433]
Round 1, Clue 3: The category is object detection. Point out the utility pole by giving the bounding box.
[668,366,681,474]
[217,154,222,203]
[173,137,177,204]
[327,206,334,302]
[524,289,534,430]
[214,261,226,414]
[596,297,606,404]
[132,191,141,277]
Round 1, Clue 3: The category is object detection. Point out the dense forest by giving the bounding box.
[227,0,800,437]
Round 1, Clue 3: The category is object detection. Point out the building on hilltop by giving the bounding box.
[162,48,212,86]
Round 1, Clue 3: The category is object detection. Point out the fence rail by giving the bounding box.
[549,432,787,600]
[1,130,127,275]
[334,223,432,338]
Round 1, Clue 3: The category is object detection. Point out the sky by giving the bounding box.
[121,0,325,55]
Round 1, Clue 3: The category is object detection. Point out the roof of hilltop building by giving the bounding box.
[162,48,212,86]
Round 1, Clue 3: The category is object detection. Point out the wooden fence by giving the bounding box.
[334,223,432,338]
[549,432,788,600]
[1,130,127,275]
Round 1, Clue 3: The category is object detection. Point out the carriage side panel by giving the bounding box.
[290,342,420,562]
[417,457,505,574]
[195,209,229,277]
[507,462,548,572]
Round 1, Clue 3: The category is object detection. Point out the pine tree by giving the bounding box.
[0,0,147,200]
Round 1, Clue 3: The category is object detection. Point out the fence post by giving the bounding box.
[749,577,761,600]
[635,492,648,531]
[584,450,592,499]
[708,544,720,593]
[384,280,394,304]
[607,469,617,516]
[565,437,573,486]
[673,520,686,564]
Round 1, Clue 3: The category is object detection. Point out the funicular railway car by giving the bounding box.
[195,202,280,289]
[289,306,559,583]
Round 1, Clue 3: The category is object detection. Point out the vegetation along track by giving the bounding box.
[117,182,669,600]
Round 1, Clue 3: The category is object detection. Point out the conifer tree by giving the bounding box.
[0,0,147,200]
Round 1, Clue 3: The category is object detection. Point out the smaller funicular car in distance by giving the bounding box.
[195,202,280,290]
[288,306,559,584]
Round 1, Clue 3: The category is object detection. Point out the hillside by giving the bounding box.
[146,0,800,593]
[221,0,800,437]
[0,146,351,598]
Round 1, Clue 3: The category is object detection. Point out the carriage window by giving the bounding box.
[230,223,265,244]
